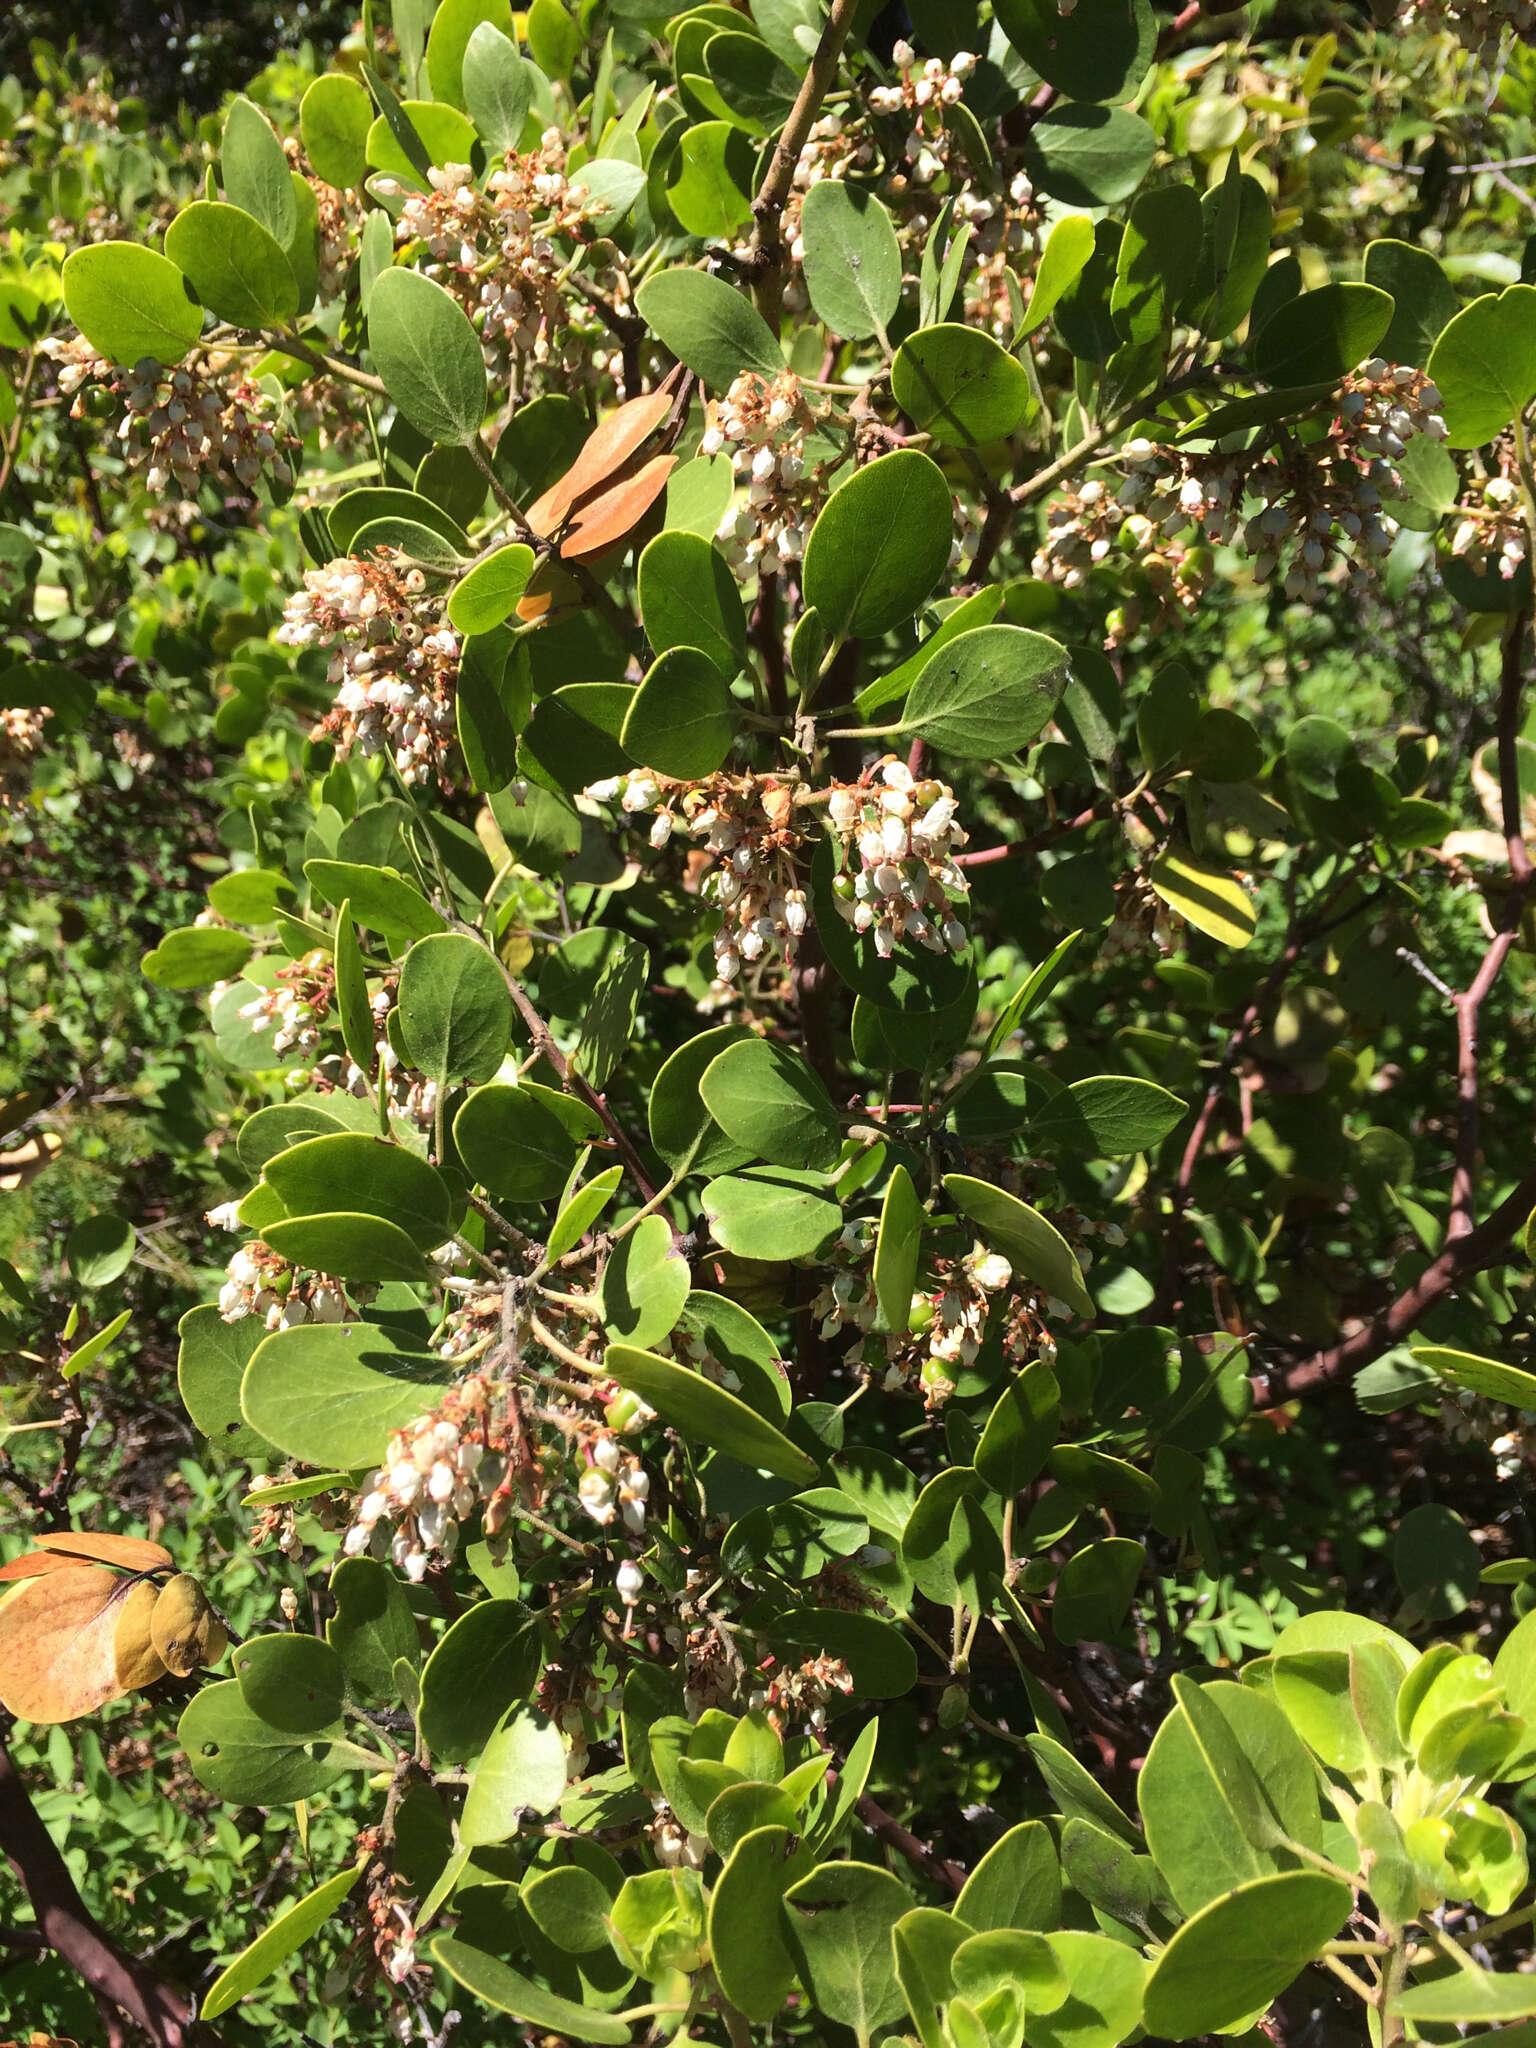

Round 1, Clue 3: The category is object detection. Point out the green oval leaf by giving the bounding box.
[1147,844,1257,950]
[447,543,535,634]
[702,1168,842,1262]
[67,1213,135,1288]
[62,244,203,367]
[635,267,783,389]
[803,450,953,643]
[463,23,537,152]
[398,931,512,1086]
[800,179,902,341]
[699,1038,842,1172]
[240,1321,452,1467]
[368,265,488,445]
[1142,1872,1350,2038]
[637,529,749,678]
[141,926,253,989]
[900,625,1068,757]
[454,1081,578,1203]
[892,326,1032,447]
[600,1213,690,1348]
[419,1598,541,1761]
[300,73,372,188]
[621,645,737,777]
[1018,105,1156,208]
[164,201,298,329]
[993,0,1155,101]
[1427,283,1536,448]
[179,1681,351,1806]
[1251,281,1394,390]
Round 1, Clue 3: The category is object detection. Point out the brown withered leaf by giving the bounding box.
[34,1530,173,1573]
[0,1551,87,1584]
[525,391,672,537]
[0,1130,61,1193]
[559,453,677,562]
[112,1579,167,1692]
[0,1564,143,1723]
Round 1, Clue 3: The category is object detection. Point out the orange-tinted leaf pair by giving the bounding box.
[526,391,670,534]
[524,392,677,565]
[0,1531,214,1722]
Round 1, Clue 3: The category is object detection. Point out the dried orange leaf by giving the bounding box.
[525,391,672,536]
[0,1551,88,1583]
[560,453,677,561]
[113,1579,167,1691]
[0,1564,139,1723]
[34,1530,173,1572]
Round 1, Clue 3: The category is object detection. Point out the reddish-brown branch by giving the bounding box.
[1257,1164,1536,1405]
[0,1735,218,2047]
[855,1794,965,1894]
[497,960,660,1203]
[749,0,862,317]
[952,803,1104,869]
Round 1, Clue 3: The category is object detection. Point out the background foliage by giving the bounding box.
[7,1,1536,2044]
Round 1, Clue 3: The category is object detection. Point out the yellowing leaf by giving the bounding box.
[113,1580,168,1692]
[150,1572,226,1677]
[1148,845,1256,950]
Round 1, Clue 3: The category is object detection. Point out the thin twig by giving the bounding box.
[749,0,864,318]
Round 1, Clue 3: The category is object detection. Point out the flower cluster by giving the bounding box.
[344,1376,505,1580]
[702,370,825,583]
[576,1430,651,1534]
[378,142,617,382]
[276,553,461,789]
[1033,475,1209,642]
[1040,361,1450,625]
[309,981,442,1130]
[826,756,970,960]
[0,704,45,808]
[45,341,299,498]
[229,949,335,1060]
[216,1239,355,1328]
[583,769,810,983]
[810,1226,1018,1408]
[1449,445,1526,582]
[761,1651,856,1734]
[964,178,1046,341]
[868,41,978,190]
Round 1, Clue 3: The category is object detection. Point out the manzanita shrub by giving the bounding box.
[13,0,1536,2042]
